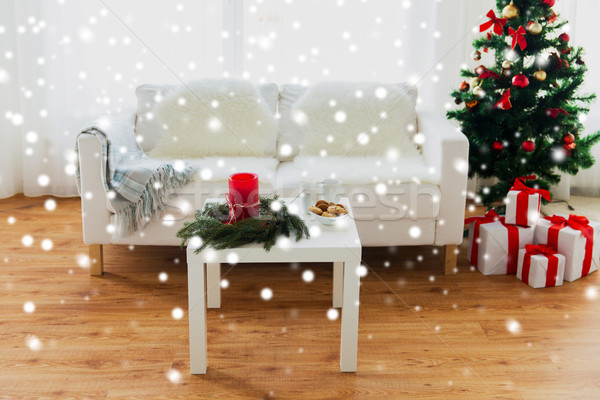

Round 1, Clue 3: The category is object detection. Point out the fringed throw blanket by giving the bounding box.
[75,114,195,240]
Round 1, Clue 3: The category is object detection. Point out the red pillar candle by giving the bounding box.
[227,173,259,223]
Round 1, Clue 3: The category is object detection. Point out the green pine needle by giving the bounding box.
[176,195,310,253]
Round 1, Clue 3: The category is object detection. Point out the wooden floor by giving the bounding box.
[1,195,600,399]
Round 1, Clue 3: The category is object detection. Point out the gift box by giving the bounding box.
[466,210,535,275]
[517,244,566,288]
[466,209,502,268]
[505,176,551,227]
[534,214,600,282]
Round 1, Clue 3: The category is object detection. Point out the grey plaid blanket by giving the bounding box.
[75,112,195,240]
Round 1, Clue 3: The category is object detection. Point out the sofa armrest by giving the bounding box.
[78,134,112,244]
[77,110,136,244]
[419,112,469,246]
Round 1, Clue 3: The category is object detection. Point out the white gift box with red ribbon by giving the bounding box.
[516,245,566,288]
[534,215,600,282]
[505,176,551,227]
[466,210,534,275]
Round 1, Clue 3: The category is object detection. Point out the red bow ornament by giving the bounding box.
[479,70,500,80]
[495,89,512,110]
[546,108,568,118]
[511,175,552,201]
[480,10,508,36]
[508,26,528,51]
[520,244,561,287]
[541,0,555,7]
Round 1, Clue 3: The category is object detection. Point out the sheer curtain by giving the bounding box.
[1,0,599,199]
[0,0,223,198]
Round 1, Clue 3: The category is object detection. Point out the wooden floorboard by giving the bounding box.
[1,194,600,399]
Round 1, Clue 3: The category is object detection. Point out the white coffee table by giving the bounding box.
[186,197,362,373]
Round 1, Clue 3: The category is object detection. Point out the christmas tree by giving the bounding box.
[447,0,600,208]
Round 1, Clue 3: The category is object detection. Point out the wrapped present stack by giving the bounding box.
[465,176,600,289]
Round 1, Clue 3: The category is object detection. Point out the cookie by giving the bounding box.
[308,206,323,215]
[317,203,329,212]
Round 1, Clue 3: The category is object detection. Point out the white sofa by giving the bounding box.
[77,81,468,276]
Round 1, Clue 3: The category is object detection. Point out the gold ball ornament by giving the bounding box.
[502,60,514,69]
[502,2,520,19]
[533,69,547,82]
[469,77,481,87]
[527,21,543,35]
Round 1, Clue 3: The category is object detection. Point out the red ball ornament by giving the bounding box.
[493,141,504,151]
[563,133,575,144]
[541,0,555,7]
[522,140,535,152]
[512,74,530,88]
[558,33,570,43]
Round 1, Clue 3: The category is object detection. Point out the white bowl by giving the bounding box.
[314,212,348,226]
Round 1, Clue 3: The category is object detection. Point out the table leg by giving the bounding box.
[188,262,207,374]
[333,262,344,308]
[340,254,361,372]
[206,263,221,308]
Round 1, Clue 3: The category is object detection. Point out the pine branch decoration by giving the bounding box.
[176,196,310,253]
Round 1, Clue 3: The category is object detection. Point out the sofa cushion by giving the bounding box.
[185,157,278,185]
[278,82,419,160]
[135,81,279,154]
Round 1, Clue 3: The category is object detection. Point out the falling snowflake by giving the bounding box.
[166,369,182,384]
[261,287,273,300]
[327,308,339,320]
[172,308,184,320]
[301,270,314,283]
[505,319,521,334]
[23,302,35,313]
[26,335,41,351]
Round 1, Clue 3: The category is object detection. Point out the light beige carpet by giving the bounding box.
[541,195,600,221]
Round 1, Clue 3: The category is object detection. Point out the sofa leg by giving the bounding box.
[89,244,104,276]
[443,245,457,275]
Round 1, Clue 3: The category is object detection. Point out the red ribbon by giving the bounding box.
[544,215,595,276]
[505,223,520,274]
[465,210,519,273]
[495,89,512,110]
[522,244,560,287]
[465,210,501,268]
[508,26,528,51]
[546,108,568,118]
[510,176,552,224]
[480,10,508,36]
[479,70,500,80]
